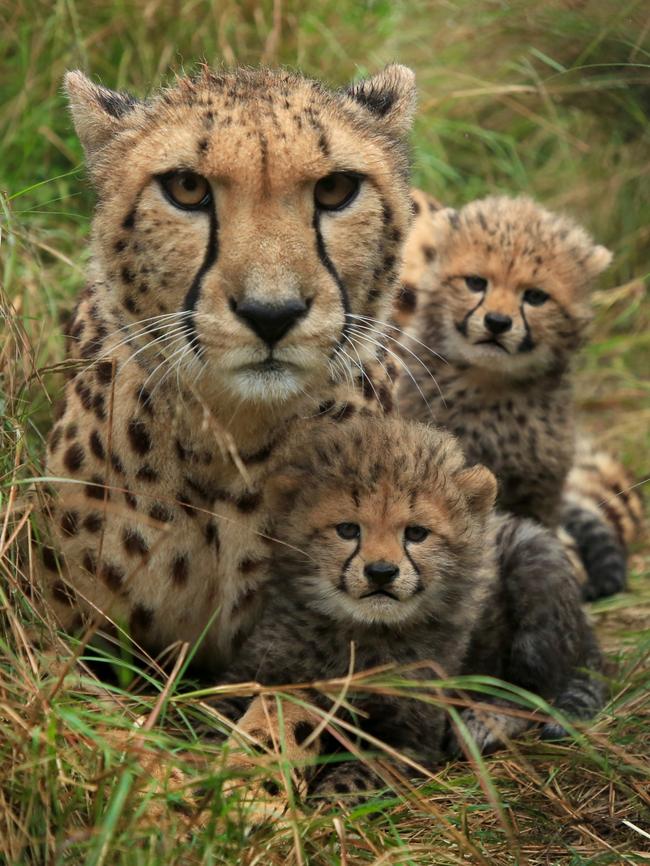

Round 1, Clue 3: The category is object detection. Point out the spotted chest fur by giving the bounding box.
[39,64,419,669]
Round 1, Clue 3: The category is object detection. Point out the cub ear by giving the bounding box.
[64,70,140,158]
[587,244,613,277]
[455,465,497,518]
[345,64,417,137]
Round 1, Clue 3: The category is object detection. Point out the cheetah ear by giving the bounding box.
[587,245,613,277]
[455,465,497,518]
[64,70,140,158]
[345,64,417,137]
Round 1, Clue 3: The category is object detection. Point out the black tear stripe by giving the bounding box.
[518,303,535,353]
[404,547,421,577]
[183,200,219,355]
[313,209,351,336]
[338,537,361,592]
[456,294,485,336]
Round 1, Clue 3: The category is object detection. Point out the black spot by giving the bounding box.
[176,491,197,518]
[75,380,94,411]
[331,403,355,423]
[100,561,124,592]
[422,245,436,263]
[122,209,136,230]
[83,512,104,533]
[60,510,79,537]
[52,580,76,606]
[85,475,108,500]
[114,239,127,253]
[121,266,135,285]
[205,521,219,547]
[150,502,173,522]
[123,296,138,314]
[198,137,209,153]
[239,558,263,574]
[122,490,136,510]
[96,361,115,385]
[334,782,350,794]
[63,443,85,472]
[294,721,314,745]
[96,88,138,119]
[53,397,67,421]
[122,527,149,558]
[410,196,421,216]
[130,604,154,633]
[93,393,106,421]
[127,419,152,454]
[318,400,335,415]
[82,551,96,574]
[171,554,189,585]
[136,464,158,483]
[110,452,125,474]
[65,422,78,440]
[396,283,417,313]
[236,492,261,513]
[49,425,63,453]
[42,545,60,572]
[89,430,105,460]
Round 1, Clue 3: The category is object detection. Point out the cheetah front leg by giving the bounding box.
[221,693,324,824]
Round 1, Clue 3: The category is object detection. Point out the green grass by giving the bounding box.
[1,0,649,863]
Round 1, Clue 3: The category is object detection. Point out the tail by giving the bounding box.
[561,441,644,600]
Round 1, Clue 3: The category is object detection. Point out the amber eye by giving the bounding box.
[314,172,361,211]
[465,276,488,292]
[336,522,361,540]
[404,525,430,543]
[159,170,211,210]
[523,288,550,306]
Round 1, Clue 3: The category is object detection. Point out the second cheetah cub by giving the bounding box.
[215,415,604,805]
[399,195,612,527]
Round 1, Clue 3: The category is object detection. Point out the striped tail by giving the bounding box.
[561,441,644,600]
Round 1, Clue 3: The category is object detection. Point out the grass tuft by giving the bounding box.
[1,1,648,863]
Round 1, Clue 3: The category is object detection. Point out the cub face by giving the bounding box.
[426,197,611,377]
[268,417,497,627]
[65,66,416,405]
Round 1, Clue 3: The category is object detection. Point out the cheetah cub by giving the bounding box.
[399,195,612,529]
[215,416,604,804]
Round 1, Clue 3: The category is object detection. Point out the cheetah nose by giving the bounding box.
[230,297,310,347]
[484,312,512,335]
[364,561,400,587]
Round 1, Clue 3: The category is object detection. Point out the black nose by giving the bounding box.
[364,561,399,586]
[484,312,512,335]
[231,298,309,347]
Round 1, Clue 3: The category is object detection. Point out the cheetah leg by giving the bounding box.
[446,700,532,758]
[222,694,323,825]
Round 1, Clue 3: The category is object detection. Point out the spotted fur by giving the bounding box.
[213,416,604,803]
[39,64,418,668]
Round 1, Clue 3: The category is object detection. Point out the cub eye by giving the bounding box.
[314,172,360,211]
[160,170,211,210]
[465,276,488,293]
[523,288,550,306]
[336,522,360,540]
[404,525,430,543]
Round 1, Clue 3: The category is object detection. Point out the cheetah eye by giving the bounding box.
[465,276,488,293]
[336,522,360,540]
[404,525,430,543]
[523,288,550,306]
[159,170,212,210]
[314,172,361,212]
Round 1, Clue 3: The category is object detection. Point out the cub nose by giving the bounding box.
[484,312,513,335]
[364,561,400,587]
[231,298,309,347]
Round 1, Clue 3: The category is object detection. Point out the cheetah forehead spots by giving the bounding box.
[64,65,417,407]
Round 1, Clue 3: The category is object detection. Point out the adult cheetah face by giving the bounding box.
[66,66,416,405]
[267,416,497,627]
[425,198,611,378]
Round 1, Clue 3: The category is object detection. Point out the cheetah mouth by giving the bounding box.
[360,589,399,601]
[474,339,510,353]
[242,358,298,374]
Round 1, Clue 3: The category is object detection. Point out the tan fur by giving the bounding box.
[397,195,612,526]
[39,64,417,669]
